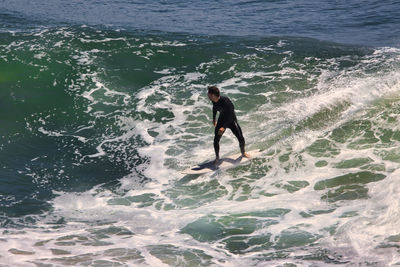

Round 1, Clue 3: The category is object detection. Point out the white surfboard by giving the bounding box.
[182,149,261,174]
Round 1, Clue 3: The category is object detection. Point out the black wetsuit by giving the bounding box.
[212,96,245,159]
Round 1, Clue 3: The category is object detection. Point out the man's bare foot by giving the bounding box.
[242,152,251,158]
[213,158,220,165]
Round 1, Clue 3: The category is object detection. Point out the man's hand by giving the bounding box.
[218,127,225,136]
[213,120,217,127]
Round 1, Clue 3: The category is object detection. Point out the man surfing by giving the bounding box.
[207,86,250,164]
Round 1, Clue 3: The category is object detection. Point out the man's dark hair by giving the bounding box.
[208,86,220,97]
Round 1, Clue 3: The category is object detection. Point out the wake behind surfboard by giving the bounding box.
[182,149,261,174]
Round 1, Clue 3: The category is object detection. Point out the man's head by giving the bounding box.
[208,86,220,102]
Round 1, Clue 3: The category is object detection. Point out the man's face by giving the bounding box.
[208,93,219,103]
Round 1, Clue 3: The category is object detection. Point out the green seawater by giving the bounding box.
[1,26,400,266]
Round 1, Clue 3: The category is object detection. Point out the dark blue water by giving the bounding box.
[1,0,400,47]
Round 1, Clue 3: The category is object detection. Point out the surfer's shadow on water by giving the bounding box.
[193,156,245,171]
[181,149,259,176]
[178,157,243,184]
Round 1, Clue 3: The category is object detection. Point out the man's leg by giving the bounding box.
[230,121,246,155]
[213,124,223,162]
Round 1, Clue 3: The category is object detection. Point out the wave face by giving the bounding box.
[1,25,400,266]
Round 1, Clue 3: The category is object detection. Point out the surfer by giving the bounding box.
[208,86,250,164]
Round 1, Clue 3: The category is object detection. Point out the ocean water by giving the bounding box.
[1,1,400,266]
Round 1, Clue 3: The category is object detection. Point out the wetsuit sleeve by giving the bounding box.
[212,105,217,121]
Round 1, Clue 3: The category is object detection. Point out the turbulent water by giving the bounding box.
[1,1,400,266]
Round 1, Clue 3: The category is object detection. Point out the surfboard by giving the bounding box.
[182,149,261,174]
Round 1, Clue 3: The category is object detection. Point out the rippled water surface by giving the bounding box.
[1,1,400,266]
